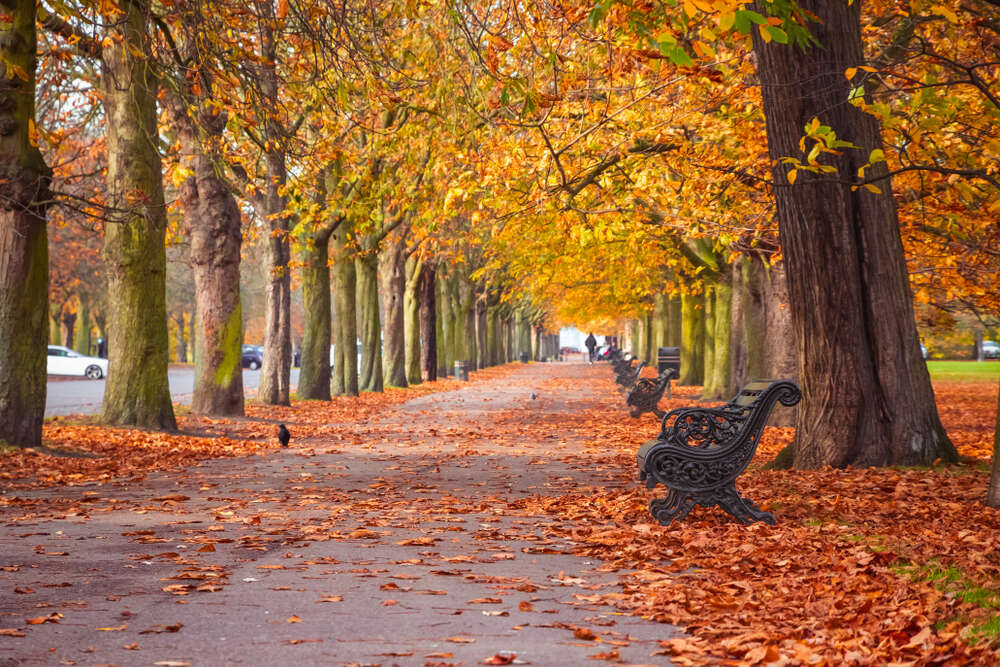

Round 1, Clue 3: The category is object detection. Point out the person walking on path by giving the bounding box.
[585,332,597,363]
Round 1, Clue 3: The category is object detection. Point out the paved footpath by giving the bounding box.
[1,362,679,666]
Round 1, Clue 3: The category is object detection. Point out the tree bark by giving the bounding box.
[174,312,186,363]
[418,261,437,381]
[436,271,452,377]
[101,0,175,430]
[404,253,422,384]
[679,291,704,386]
[378,234,408,388]
[331,221,358,396]
[702,286,716,395]
[255,4,291,407]
[753,0,955,467]
[298,227,334,400]
[705,280,733,399]
[75,297,91,355]
[356,254,383,392]
[0,0,50,447]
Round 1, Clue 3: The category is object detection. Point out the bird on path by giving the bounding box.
[277,424,290,447]
[530,393,537,400]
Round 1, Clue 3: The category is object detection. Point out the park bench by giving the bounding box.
[614,359,646,391]
[626,367,679,418]
[636,379,801,526]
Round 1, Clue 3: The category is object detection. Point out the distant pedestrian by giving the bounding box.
[584,332,597,363]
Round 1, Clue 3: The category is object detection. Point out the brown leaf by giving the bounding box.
[445,636,476,643]
[573,627,598,640]
[0,629,26,637]
[26,613,62,625]
[286,615,302,623]
[518,601,534,612]
[285,638,323,645]
[317,595,343,602]
[482,653,517,665]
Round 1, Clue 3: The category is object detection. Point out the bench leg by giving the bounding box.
[716,485,776,526]
[649,489,696,526]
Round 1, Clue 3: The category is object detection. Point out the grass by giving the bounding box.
[893,560,1000,645]
[927,360,1000,382]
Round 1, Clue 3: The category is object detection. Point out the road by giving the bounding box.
[45,367,301,417]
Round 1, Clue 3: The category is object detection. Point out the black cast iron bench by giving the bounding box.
[636,379,801,526]
[626,367,679,418]
[615,359,646,391]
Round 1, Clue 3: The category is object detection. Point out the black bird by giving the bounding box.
[530,393,537,400]
[277,424,290,447]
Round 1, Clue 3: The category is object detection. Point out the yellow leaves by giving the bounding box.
[844,65,877,80]
[932,3,959,22]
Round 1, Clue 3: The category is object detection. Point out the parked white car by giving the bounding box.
[47,345,109,379]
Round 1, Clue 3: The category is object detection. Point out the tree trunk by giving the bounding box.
[679,291,704,386]
[378,235,407,388]
[62,308,77,351]
[331,222,358,396]
[418,261,437,382]
[437,271,452,377]
[753,0,955,467]
[706,280,733,399]
[298,228,333,400]
[171,0,244,416]
[101,0,175,430]
[356,254,382,392]
[404,253,422,385]
[256,9,291,407]
[75,297,92,355]
[174,312,186,363]
[702,287,716,394]
[0,0,50,447]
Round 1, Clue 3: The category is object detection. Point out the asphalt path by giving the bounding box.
[45,368,301,417]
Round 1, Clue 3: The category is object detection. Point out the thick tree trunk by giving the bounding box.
[331,222,358,396]
[182,143,244,414]
[475,297,487,370]
[0,0,49,447]
[298,228,333,400]
[418,261,437,382]
[356,254,383,392]
[753,0,954,467]
[101,0,175,430]
[679,291,704,386]
[378,236,407,388]
[171,0,244,416]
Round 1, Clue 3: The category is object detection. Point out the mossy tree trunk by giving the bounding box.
[331,220,358,396]
[702,287,716,393]
[61,308,76,351]
[298,224,336,400]
[753,0,954,467]
[0,0,50,447]
[418,261,437,382]
[171,0,244,415]
[987,379,1000,507]
[404,253,422,385]
[101,0,175,430]
[704,280,733,400]
[679,291,704,386]
[356,254,383,392]
[173,312,186,363]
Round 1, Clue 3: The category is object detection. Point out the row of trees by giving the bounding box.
[2,1,997,474]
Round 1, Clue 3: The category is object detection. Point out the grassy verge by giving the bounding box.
[928,361,1000,382]
[893,560,1000,645]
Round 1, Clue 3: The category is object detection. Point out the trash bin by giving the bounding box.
[454,360,470,381]
[519,353,529,363]
[657,346,681,376]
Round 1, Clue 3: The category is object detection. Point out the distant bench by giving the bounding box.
[636,379,801,526]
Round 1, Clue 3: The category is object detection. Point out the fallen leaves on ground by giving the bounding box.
[2,365,998,665]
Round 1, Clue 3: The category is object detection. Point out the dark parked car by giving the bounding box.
[241,344,263,370]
